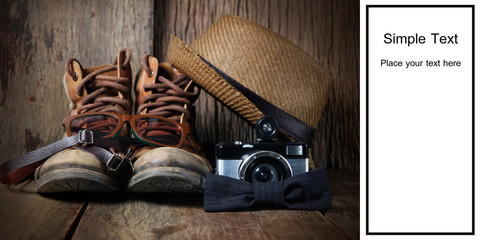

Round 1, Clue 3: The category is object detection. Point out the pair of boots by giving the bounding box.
[34,48,212,193]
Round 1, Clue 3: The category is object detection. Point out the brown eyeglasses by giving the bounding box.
[63,112,189,148]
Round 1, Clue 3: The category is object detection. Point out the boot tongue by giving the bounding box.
[83,65,118,96]
[82,51,132,114]
[152,63,186,121]
[139,62,193,123]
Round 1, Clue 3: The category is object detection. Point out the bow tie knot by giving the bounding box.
[253,182,285,207]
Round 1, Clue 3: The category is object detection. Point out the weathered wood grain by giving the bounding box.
[326,170,360,239]
[155,0,360,170]
[0,0,154,238]
[0,172,360,240]
[0,1,359,239]
[0,181,86,239]
[0,0,154,163]
[1,0,359,169]
[72,192,351,239]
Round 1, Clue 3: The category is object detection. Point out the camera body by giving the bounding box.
[215,116,308,183]
[215,141,309,182]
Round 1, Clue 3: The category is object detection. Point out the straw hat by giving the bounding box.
[167,15,332,145]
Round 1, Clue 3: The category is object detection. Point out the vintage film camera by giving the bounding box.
[215,117,309,183]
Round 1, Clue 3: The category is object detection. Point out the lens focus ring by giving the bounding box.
[238,150,293,183]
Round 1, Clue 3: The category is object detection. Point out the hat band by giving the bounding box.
[200,57,315,145]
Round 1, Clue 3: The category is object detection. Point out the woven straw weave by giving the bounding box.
[168,15,332,132]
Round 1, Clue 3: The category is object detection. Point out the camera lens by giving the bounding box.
[239,151,293,183]
[252,163,279,183]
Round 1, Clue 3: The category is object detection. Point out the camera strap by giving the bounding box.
[0,130,132,184]
[200,57,315,145]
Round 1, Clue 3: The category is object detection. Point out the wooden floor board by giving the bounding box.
[0,180,86,239]
[325,171,360,239]
[68,170,358,239]
[0,171,358,239]
[73,193,351,240]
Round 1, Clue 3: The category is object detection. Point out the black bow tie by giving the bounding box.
[204,168,332,212]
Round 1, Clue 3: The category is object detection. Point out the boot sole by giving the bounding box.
[128,167,205,193]
[35,168,120,192]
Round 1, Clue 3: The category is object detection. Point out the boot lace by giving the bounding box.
[65,48,132,114]
[138,54,199,123]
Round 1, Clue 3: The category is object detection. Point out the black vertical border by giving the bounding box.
[365,4,370,234]
[366,5,475,235]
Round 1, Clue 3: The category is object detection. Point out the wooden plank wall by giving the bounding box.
[155,0,360,170]
[0,0,358,170]
[0,0,154,162]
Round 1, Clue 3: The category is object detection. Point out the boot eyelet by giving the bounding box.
[72,73,78,81]
[147,70,154,78]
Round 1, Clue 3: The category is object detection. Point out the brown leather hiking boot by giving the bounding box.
[34,49,133,192]
[127,54,212,193]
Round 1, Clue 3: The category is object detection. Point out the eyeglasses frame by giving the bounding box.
[62,112,190,148]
